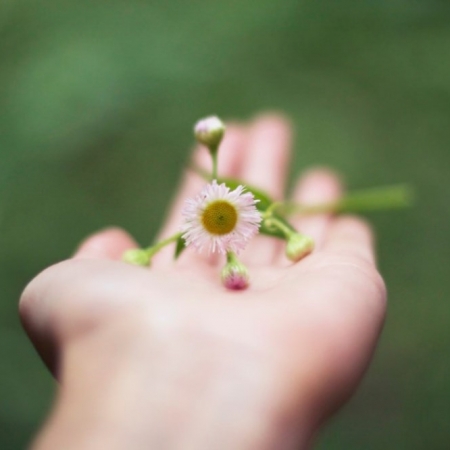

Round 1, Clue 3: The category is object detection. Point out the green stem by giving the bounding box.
[211,149,218,180]
[145,232,183,257]
[263,201,283,218]
[263,216,294,238]
[226,250,239,264]
[277,184,413,216]
[190,163,212,181]
[189,163,412,217]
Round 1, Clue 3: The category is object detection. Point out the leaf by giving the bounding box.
[190,166,274,211]
[218,177,274,211]
[174,235,187,259]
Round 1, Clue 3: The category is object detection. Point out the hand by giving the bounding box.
[20,114,386,450]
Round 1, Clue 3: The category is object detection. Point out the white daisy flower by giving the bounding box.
[181,180,262,255]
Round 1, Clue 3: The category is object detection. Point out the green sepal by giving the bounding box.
[174,235,187,259]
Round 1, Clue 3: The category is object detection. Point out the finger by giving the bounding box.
[240,114,293,265]
[322,215,376,264]
[242,113,292,199]
[73,227,138,260]
[277,220,383,425]
[153,125,247,267]
[283,169,342,262]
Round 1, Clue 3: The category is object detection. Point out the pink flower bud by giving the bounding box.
[194,116,225,150]
[221,258,249,290]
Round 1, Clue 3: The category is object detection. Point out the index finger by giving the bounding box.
[73,228,138,260]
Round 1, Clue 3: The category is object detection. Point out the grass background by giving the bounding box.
[0,0,449,448]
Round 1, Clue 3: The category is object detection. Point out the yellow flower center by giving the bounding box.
[201,200,238,235]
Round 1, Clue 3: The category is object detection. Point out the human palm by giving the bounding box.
[20,115,386,449]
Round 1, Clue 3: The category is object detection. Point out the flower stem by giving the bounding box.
[211,148,218,180]
[226,250,239,264]
[189,163,210,179]
[263,216,294,238]
[145,232,183,257]
[276,184,413,216]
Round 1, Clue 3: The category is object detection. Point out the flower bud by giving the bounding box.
[122,248,151,266]
[221,257,249,290]
[285,233,314,262]
[194,116,225,151]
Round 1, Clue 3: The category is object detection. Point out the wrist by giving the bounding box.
[33,307,313,450]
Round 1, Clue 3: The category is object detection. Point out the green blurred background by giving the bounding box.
[1,0,449,448]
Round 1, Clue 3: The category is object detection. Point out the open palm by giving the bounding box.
[20,115,386,449]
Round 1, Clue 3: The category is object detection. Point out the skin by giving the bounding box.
[19,114,386,450]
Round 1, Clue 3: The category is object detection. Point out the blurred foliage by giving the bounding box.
[0,0,449,448]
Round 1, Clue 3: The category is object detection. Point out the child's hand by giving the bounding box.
[20,114,386,450]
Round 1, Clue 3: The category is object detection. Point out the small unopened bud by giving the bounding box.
[122,248,151,266]
[286,233,314,262]
[221,256,249,290]
[194,116,225,151]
